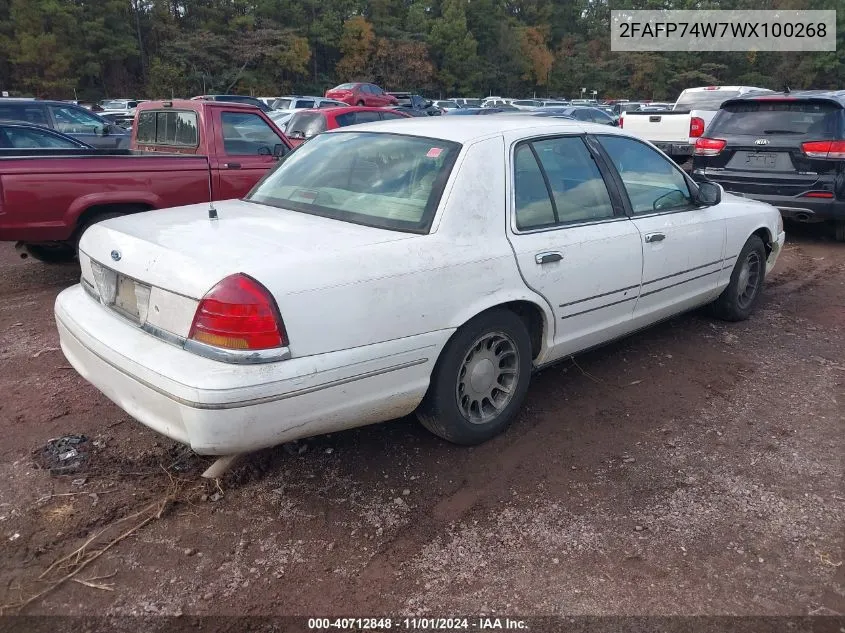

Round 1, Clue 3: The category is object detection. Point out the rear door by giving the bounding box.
[595,134,727,325]
[694,98,844,200]
[211,109,289,200]
[505,133,643,361]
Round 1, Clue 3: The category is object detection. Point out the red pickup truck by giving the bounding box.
[0,100,292,262]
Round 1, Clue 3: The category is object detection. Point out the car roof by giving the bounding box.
[136,99,263,112]
[722,89,845,106]
[331,115,614,143]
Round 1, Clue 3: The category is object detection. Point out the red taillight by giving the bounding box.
[689,116,705,138]
[619,116,624,128]
[801,140,845,159]
[694,137,727,156]
[189,274,287,351]
[803,191,834,198]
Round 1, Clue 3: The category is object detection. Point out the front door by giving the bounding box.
[594,134,727,326]
[212,109,289,200]
[505,134,643,362]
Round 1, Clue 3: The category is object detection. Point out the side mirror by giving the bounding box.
[258,146,272,156]
[425,100,433,108]
[696,181,722,206]
[273,143,288,158]
[101,125,111,136]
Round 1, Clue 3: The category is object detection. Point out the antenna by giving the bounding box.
[783,85,791,94]
[208,201,218,220]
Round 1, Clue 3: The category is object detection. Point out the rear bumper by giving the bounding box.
[693,171,845,222]
[55,285,448,455]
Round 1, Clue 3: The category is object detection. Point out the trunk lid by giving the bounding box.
[79,199,416,300]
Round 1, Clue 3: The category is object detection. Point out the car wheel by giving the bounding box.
[712,234,767,322]
[834,221,845,243]
[417,309,533,445]
[23,243,77,264]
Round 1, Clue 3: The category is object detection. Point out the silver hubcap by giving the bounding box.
[737,251,761,309]
[456,332,520,424]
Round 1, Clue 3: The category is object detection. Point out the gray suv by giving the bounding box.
[0,99,130,149]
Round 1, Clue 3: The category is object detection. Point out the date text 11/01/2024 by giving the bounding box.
[307,618,529,630]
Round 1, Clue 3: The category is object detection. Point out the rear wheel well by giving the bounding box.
[500,301,545,360]
[752,227,773,257]
[74,203,153,239]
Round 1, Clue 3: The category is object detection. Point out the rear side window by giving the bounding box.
[296,100,315,109]
[709,101,843,139]
[0,103,48,125]
[136,111,198,146]
[273,98,293,110]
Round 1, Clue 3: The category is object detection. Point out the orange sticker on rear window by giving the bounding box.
[426,147,443,158]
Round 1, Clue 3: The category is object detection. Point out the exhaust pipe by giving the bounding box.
[794,212,811,222]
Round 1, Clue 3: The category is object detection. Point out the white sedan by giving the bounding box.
[55,117,785,457]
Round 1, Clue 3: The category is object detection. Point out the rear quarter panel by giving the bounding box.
[720,193,781,259]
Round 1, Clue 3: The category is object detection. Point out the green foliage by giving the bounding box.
[0,0,841,100]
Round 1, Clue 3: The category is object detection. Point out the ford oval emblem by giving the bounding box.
[110,250,121,262]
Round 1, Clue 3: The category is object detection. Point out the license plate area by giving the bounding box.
[90,260,151,324]
[727,151,793,172]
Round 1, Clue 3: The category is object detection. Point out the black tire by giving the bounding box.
[712,235,767,322]
[23,243,77,264]
[417,309,533,445]
[834,221,845,243]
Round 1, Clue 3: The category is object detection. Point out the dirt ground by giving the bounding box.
[0,223,843,622]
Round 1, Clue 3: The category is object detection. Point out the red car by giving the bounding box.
[284,106,411,147]
[324,83,398,107]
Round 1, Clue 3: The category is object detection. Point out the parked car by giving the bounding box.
[534,106,617,125]
[0,121,93,151]
[691,90,845,241]
[0,100,292,262]
[0,98,130,148]
[387,93,442,116]
[324,83,398,107]
[620,86,772,161]
[445,108,511,115]
[450,98,482,107]
[284,106,411,147]
[270,96,338,112]
[55,116,784,457]
[99,99,142,117]
[268,110,294,131]
[191,94,273,113]
[482,98,512,108]
[510,100,541,111]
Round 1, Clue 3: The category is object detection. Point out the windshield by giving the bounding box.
[247,132,461,233]
[709,101,842,138]
[285,112,327,139]
[674,90,741,111]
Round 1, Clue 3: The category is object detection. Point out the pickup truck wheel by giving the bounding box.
[417,309,532,445]
[834,221,845,242]
[712,235,766,322]
[24,243,77,264]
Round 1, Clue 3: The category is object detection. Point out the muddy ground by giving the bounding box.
[0,224,842,622]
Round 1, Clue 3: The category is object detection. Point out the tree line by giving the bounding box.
[0,0,842,103]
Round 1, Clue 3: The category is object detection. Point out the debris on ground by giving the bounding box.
[33,435,90,475]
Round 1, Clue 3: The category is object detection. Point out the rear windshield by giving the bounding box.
[136,110,199,146]
[333,83,356,90]
[246,132,461,233]
[674,90,741,111]
[709,101,843,138]
[285,112,326,139]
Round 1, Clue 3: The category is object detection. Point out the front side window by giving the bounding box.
[135,110,198,146]
[221,111,283,155]
[597,135,692,214]
[273,98,293,110]
[246,132,461,233]
[48,105,105,134]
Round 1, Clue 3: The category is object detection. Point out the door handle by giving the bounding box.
[535,251,563,265]
[645,233,666,243]
[224,163,242,169]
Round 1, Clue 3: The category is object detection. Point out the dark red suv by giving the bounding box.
[325,83,398,108]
